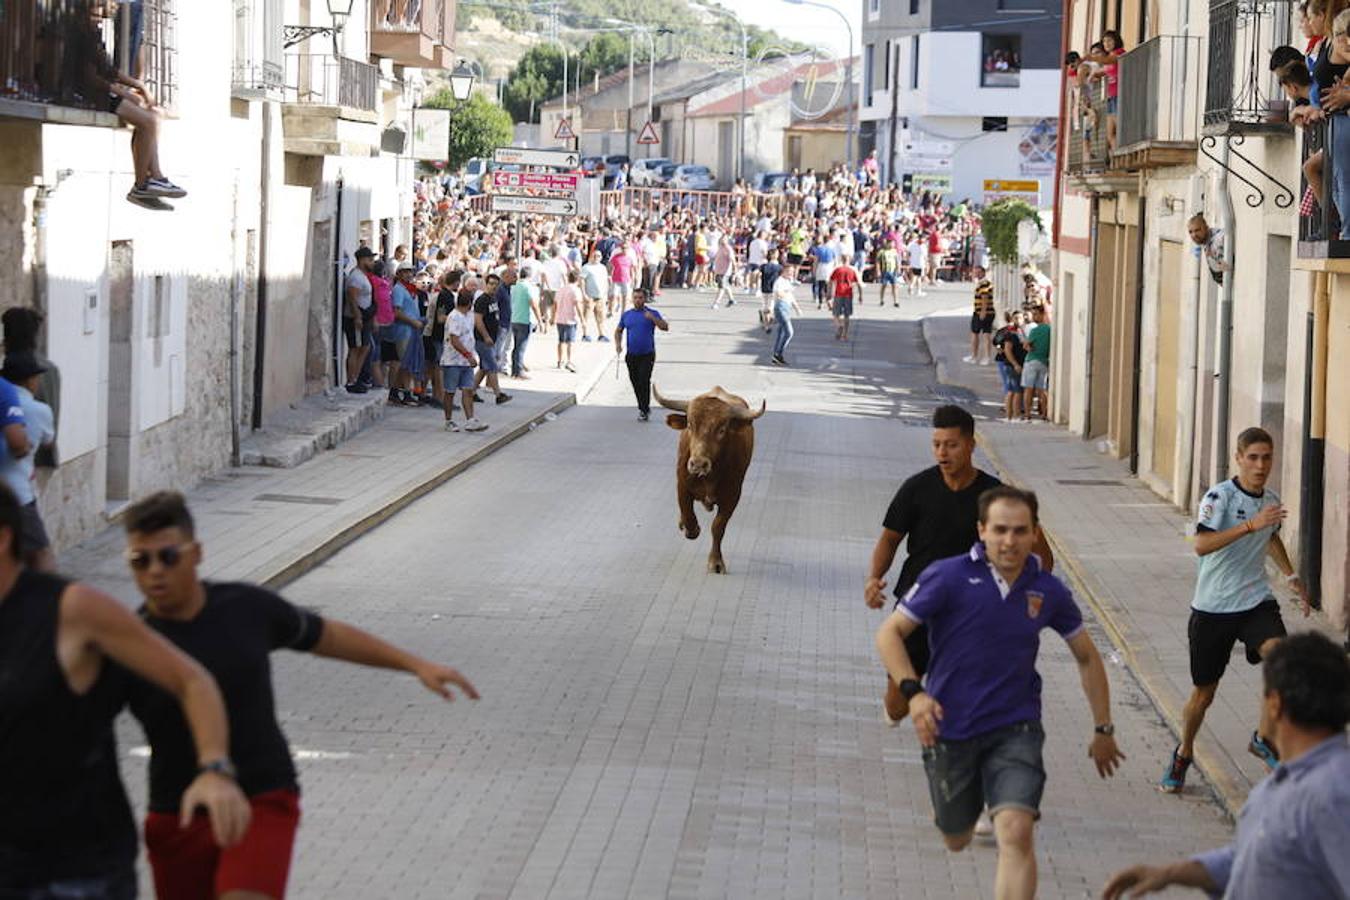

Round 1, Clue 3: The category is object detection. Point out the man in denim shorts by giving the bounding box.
[876,486,1124,900]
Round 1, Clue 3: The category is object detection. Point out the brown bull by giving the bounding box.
[654,384,766,574]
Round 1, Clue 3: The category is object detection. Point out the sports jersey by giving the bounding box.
[1193,478,1280,614]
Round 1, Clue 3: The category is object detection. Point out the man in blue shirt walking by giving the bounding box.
[1104,632,1349,899]
[876,486,1123,900]
[613,287,668,421]
[1160,426,1311,794]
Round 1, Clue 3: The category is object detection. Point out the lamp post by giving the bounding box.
[782,0,856,168]
[691,3,747,184]
[602,18,674,159]
[284,0,354,50]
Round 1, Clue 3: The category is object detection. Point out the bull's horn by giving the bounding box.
[652,384,689,412]
[732,400,767,420]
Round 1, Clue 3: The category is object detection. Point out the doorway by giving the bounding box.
[718,121,734,188]
[106,241,134,503]
[1153,240,1183,487]
[1262,235,1290,492]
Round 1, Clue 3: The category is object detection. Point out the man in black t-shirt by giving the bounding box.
[472,273,512,404]
[865,405,1052,725]
[119,492,479,900]
[430,269,462,408]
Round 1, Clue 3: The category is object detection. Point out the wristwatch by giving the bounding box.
[198,758,238,781]
[1094,723,1115,737]
[899,678,925,700]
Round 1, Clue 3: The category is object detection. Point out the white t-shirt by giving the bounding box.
[345,267,372,310]
[908,240,927,266]
[541,257,567,291]
[748,238,769,265]
[581,263,610,300]
[440,309,477,367]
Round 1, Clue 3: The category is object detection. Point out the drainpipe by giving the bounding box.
[1298,271,1328,610]
[1081,195,1099,437]
[1176,174,1205,510]
[332,171,345,389]
[1052,0,1072,249]
[1128,193,1146,473]
[252,104,272,431]
[1213,139,1235,483]
[229,179,242,466]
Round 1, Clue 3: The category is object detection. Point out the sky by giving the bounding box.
[721,0,861,59]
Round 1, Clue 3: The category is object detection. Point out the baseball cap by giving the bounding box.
[354,247,375,259]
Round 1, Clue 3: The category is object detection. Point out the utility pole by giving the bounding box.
[626,32,635,160]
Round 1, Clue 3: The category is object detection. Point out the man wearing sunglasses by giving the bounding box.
[119,491,480,900]
[0,483,250,900]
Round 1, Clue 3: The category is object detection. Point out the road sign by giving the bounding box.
[492,172,581,192]
[492,147,579,168]
[489,194,578,216]
[637,121,660,145]
[982,178,1040,206]
[909,174,953,194]
[554,118,575,141]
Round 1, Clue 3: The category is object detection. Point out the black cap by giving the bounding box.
[2,352,47,382]
[354,246,375,259]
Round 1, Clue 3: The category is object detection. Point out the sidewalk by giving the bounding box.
[921,308,1336,818]
[59,320,620,606]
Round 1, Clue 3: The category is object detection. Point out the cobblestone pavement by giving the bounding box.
[114,286,1233,899]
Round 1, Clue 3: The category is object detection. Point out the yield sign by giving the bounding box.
[554,118,576,140]
[637,120,660,145]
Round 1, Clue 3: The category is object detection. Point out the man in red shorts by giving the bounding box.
[120,491,480,899]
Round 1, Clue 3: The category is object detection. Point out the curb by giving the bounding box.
[917,312,1244,821]
[260,391,578,592]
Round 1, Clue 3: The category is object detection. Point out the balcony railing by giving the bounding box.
[285,53,378,111]
[1296,117,1350,258]
[1065,81,1110,175]
[370,0,456,68]
[2,0,116,111]
[1204,0,1293,136]
[1116,35,1200,162]
[232,0,284,98]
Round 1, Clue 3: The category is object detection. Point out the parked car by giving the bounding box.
[630,157,672,187]
[580,156,606,178]
[753,171,791,193]
[462,157,489,194]
[669,164,716,191]
[603,154,631,187]
[655,163,679,187]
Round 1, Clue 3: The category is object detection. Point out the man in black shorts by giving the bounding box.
[119,491,480,899]
[964,267,996,365]
[0,483,249,900]
[865,405,1052,725]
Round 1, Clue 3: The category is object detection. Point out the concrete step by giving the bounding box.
[240,387,389,468]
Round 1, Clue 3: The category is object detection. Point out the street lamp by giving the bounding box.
[284,0,355,49]
[782,0,856,168]
[602,19,671,160]
[449,59,477,102]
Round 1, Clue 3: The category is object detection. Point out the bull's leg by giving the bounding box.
[707,494,741,574]
[678,489,701,540]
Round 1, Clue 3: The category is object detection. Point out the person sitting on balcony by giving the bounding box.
[1085,31,1126,151]
[75,1,186,210]
[1188,214,1228,286]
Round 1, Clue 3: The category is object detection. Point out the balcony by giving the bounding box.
[1114,35,1200,170]
[1295,117,1350,262]
[1204,0,1294,137]
[1064,84,1137,193]
[370,0,456,69]
[1,0,125,126]
[281,53,381,157]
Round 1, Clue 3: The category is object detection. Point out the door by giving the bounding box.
[1262,235,1290,492]
[106,241,134,503]
[718,120,734,188]
[1153,240,1183,486]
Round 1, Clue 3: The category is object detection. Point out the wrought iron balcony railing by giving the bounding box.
[1296,116,1350,258]
[1116,35,1201,159]
[285,53,379,111]
[1065,80,1111,175]
[1204,0,1294,136]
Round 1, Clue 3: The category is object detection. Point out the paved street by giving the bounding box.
[115,285,1234,899]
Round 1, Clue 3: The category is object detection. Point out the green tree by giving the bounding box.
[502,43,565,123]
[423,90,514,168]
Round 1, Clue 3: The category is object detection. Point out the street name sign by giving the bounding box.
[492,171,581,192]
[490,194,578,216]
[492,147,579,168]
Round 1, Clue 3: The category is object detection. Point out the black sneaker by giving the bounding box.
[345,382,368,394]
[495,392,513,405]
[638,410,650,422]
[126,188,173,211]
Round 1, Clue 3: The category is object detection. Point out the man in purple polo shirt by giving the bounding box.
[876,486,1124,900]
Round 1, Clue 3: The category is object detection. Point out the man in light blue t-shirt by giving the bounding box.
[1159,427,1310,795]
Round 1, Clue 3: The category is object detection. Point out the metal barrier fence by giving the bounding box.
[462,186,814,221]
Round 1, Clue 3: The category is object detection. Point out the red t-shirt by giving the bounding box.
[830,266,859,298]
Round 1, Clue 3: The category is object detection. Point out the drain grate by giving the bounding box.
[253,493,343,506]
[1055,479,1124,487]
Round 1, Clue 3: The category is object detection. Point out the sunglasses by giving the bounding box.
[126,543,193,571]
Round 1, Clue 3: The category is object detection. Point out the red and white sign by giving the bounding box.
[637,120,660,145]
[554,118,576,140]
[492,172,581,192]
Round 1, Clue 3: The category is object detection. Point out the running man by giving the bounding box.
[759,247,785,334]
[614,286,669,422]
[876,486,1124,900]
[865,405,1052,725]
[0,483,249,900]
[1159,427,1310,794]
[119,491,479,900]
[828,256,861,341]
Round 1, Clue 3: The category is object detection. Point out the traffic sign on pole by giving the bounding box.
[554,119,576,141]
[489,194,579,216]
[492,147,579,168]
[637,121,659,145]
[492,172,581,192]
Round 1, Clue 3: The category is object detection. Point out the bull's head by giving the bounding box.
[654,385,766,478]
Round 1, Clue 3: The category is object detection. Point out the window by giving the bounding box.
[909,0,920,14]
[232,0,283,98]
[980,34,1021,88]
[910,35,920,89]
[868,0,881,18]
[141,0,179,108]
[982,116,1008,131]
[864,43,875,106]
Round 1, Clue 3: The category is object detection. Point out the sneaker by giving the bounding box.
[495,392,513,405]
[144,177,187,199]
[565,362,576,373]
[126,189,172,211]
[598,335,611,343]
[443,420,460,432]
[464,418,488,432]
[1158,746,1192,793]
[473,393,486,403]
[345,382,368,394]
[582,335,593,342]
[962,355,978,363]
[638,410,650,422]
[776,355,788,367]
[1248,732,1280,771]
[769,355,783,366]
[973,809,994,837]
[727,298,736,306]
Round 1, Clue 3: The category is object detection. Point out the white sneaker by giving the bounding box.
[443,420,460,432]
[962,355,978,363]
[979,358,993,366]
[464,418,488,432]
[974,809,994,836]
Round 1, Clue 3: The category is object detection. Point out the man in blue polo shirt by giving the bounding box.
[614,286,668,421]
[876,486,1123,900]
